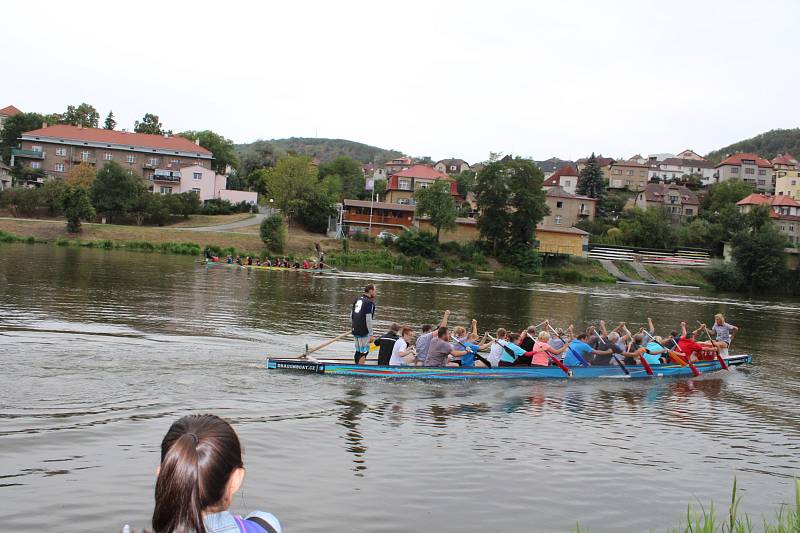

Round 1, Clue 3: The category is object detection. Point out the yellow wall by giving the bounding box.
[535,230,586,257]
[385,190,414,204]
[418,219,479,243]
[775,171,800,199]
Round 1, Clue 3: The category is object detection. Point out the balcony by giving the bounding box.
[344,212,413,227]
[152,174,181,182]
[143,162,158,170]
[12,149,44,159]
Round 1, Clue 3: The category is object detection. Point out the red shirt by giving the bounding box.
[677,337,706,357]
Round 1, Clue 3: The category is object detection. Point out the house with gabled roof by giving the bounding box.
[676,149,706,161]
[0,105,22,132]
[773,154,799,199]
[607,159,649,190]
[434,158,470,175]
[635,183,700,219]
[542,164,579,194]
[737,193,800,246]
[384,156,413,176]
[542,186,596,227]
[714,153,774,192]
[384,164,459,205]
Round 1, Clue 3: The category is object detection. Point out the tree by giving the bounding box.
[397,229,439,258]
[247,168,270,197]
[40,179,67,216]
[263,154,319,221]
[260,214,287,253]
[618,207,677,249]
[454,170,477,198]
[732,224,788,291]
[318,156,364,199]
[66,162,96,188]
[104,111,116,130]
[134,113,166,135]
[167,192,202,220]
[91,161,139,222]
[0,112,47,162]
[474,157,548,256]
[239,140,278,177]
[62,185,95,233]
[576,153,607,217]
[414,180,457,241]
[62,103,99,128]
[703,180,755,214]
[179,130,238,174]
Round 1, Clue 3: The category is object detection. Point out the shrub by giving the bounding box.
[704,259,742,292]
[260,214,287,253]
[350,231,372,242]
[397,230,439,258]
[55,237,70,246]
[500,247,542,273]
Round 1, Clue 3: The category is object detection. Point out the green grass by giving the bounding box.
[648,265,712,289]
[542,257,616,284]
[614,260,642,280]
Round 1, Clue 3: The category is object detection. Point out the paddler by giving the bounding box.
[375,323,400,366]
[704,313,738,356]
[677,321,716,361]
[351,284,376,365]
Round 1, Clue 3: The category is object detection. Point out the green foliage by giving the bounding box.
[318,156,364,199]
[262,154,336,233]
[103,111,116,130]
[260,214,287,253]
[134,113,167,135]
[397,230,440,258]
[91,162,139,221]
[168,192,202,220]
[239,137,403,165]
[179,130,238,174]
[731,224,788,291]
[677,218,718,249]
[200,199,252,216]
[0,112,49,162]
[4,187,41,216]
[618,207,677,249]
[501,247,542,273]
[576,153,607,217]
[414,180,458,240]
[62,185,95,233]
[706,128,800,163]
[703,180,755,213]
[475,157,548,255]
[238,140,278,177]
[40,179,67,216]
[61,103,99,128]
[603,191,630,219]
[454,170,477,198]
[704,259,742,291]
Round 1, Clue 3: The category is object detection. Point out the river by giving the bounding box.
[1,244,798,532]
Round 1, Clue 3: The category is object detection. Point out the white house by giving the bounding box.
[152,164,258,205]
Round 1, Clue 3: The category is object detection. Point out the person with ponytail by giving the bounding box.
[152,414,281,533]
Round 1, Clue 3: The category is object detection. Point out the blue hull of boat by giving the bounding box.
[266,354,752,380]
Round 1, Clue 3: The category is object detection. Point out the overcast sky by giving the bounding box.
[3,1,799,163]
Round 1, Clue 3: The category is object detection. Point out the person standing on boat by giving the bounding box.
[389,327,417,366]
[705,314,738,355]
[351,284,376,365]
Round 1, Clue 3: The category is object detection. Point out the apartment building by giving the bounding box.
[713,153,773,192]
[384,156,413,175]
[649,157,715,184]
[773,154,799,199]
[0,162,11,190]
[11,124,213,181]
[542,164,579,194]
[384,165,458,204]
[635,184,700,219]
[607,159,649,190]
[737,193,800,246]
[542,187,596,227]
[434,158,470,175]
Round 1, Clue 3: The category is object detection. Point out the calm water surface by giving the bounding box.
[1,244,799,532]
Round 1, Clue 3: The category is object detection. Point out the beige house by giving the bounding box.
[576,155,615,182]
[773,154,800,199]
[434,158,470,175]
[384,165,458,204]
[543,187,595,227]
[11,124,213,182]
[635,184,700,219]
[607,160,650,190]
[713,153,773,192]
[384,156,413,175]
[676,149,705,161]
[737,193,800,247]
[542,164,579,194]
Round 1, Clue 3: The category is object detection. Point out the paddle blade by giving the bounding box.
[668,351,687,367]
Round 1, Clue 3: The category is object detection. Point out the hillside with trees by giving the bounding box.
[706,129,800,163]
[235,137,404,164]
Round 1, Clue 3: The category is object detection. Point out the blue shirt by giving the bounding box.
[564,339,593,366]
[499,341,526,363]
[454,338,480,367]
[644,341,666,365]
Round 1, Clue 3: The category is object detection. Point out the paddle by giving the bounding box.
[487,333,571,376]
[451,335,492,369]
[299,331,352,360]
[627,327,655,376]
[545,323,589,369]
[642,329,700,377]
[697,322,729,371]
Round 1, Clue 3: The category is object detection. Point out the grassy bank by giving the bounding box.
[648,265,712,289]
[542,257,617,284]
[573,478,799,533]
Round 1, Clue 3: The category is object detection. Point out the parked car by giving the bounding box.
[377,231,398,242]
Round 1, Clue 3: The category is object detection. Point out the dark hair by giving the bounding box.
[437,326,448,338]
[152,414,244,533]
[508,333,520,343]
[421,324,432,333]
[364,284,375,294]
[577,333,588,341]
[390,323,400,333]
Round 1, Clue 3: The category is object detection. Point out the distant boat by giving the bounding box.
[201,261,337,274]
[475,270,495,280]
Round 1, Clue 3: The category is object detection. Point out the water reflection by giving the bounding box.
[336,386,368,476]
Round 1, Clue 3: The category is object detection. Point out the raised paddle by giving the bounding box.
[545,323,589,368]
[642,330,700,377]
[487,333,571,376]
[697,322,729,371]
[628,327,655,376]
[300,331,352,360]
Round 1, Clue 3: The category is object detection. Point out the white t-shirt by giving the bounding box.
[488,342,503,367]
[389,338,410,366]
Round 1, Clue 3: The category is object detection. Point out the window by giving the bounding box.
[191,188,200,194]
[639,170,647,177]
[55,147,67,156]
[758,169,766,175]
[146,173,154,181]
[30,161,41,169]
[731,167,739,174]
[613,169,622,175]
[626,170,633,176]
[104,152,113,161]
[745,167,755,175]
[148,157,159,166]
[193,172,202,180]
[127,155,136,163]
[81,151,91,161]
[579,203,587,214]
[160,186,173,194]
[170,159,179,164]
[758,180,765,186]
[793,180,797,186]
[31,145,42,153]
[685,208,693,216]
[398,178,411,190]
[554,215,562,225]
[556,201,563,208]
[54,163,65,172]
[564,179,571,187]
[450,165,457,171]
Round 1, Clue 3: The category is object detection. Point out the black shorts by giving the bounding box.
[499,360,514,367]
[513,355,532,366]
[593,355,613,366]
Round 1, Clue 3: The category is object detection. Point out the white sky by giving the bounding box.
[3,0,799,163]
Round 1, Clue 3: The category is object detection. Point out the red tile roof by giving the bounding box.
[543,164,578,186]
[385,156,412,166]
[716,152,772,168]
[0,105,22,116]
[772,153,798,167]
[392,164,452,180]
[20,124,212,155]
[737,193,800,208]
[640,184,700,205]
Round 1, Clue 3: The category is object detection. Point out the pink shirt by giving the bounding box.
[530,340,555,366]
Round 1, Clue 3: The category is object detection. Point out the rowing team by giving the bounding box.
[204,249,327,269]
[350,285,738,368]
